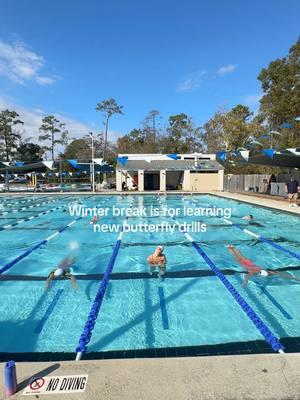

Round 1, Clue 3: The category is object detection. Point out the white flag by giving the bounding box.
[240,150,249,161]
[43,161,54,169]
[93,158,103,165]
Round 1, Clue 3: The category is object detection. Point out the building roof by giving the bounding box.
[117,159,223,171]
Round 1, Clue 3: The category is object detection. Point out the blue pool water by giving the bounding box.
[0,194,300,356]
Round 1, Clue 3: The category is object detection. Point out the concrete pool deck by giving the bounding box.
[1,353,300,400]
[212,191,300,215]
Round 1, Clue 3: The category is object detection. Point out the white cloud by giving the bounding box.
[217,64,237,76]
[0,38,56,85]
[177,71,206,92]
[243,94,262,106]
[0,96,122,157]
[35,76,56,85]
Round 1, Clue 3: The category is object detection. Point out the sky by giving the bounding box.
[0,0,299,144]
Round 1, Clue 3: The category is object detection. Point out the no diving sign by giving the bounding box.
[23,374,88,395]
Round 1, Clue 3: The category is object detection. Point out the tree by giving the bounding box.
[202,105,263,152]
[16,143,44,162]
[202,110,226,152]
[258,37,300,147]
[116,127,160,154]
[222,105,254,150]
[143,110,162,131]
[39,115,69,160]
[0,109,24,161]
[95,98,123,161]
[61,133,116,162]
[162,113,202,153]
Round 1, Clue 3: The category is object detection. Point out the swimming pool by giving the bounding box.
[1,194,300,361]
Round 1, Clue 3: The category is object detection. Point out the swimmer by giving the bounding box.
[90,215,99,225]
[147,245,167,278]
[227,245,300,287]
[46,256,77,289]
[242,214,254,221]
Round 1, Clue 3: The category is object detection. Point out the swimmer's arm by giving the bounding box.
[70,275,77,289]
[46,272,55,289]
[65,273,78,289]
[242,272,254,288]
[227,246,244,262]
[270,271,300,282]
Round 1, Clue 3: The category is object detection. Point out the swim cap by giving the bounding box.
[260,270,269,277]
[158,245,164,251]
[54,268,64,277]
[69,240,80,250]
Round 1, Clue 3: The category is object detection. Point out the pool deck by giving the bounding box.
[1,353,300,399]
[212,191,300,215]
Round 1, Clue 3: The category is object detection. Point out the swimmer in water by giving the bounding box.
[90,215,99,225]
[241,214,264,227]
[227,245,300,287]
[147,245,167,278]
[242,214,254,221]
[46,256,77,289]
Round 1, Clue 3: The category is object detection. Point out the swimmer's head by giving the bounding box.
[260,270,269,277]
[69,240,80,251]
[157,245,164,253]
[54,268,64,277]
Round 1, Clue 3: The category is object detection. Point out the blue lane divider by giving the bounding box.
[233,223,300,262]
[191,241,284,352]
[156,197,284,353]
[34,289,64,333]
[75,199,135,360]
[0,204,66,231]
[158,286,169,330]
[0,217,82,275]
[0,197,63,216]
[184,197,300,263]
[2,195,55,207]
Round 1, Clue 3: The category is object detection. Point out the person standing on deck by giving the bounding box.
[285,177,299,207]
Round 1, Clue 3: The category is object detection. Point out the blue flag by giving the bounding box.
[117,156,128,166]
[280,122,293,129]
[68,159,78,169]
[216,151,227,162]
[167,154,179,160]
[263,149,276,158]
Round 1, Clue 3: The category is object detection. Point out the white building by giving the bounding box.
[116,153,224,192]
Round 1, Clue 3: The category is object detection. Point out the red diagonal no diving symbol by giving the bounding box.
[30,377,45,390]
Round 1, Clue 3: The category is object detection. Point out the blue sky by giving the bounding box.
[0,0,299,142]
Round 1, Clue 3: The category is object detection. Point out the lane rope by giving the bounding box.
[184,197,300,262]
[157,195,285,354]
[0,204,67,231]
[75,198,135,360]
[0,216,82,275]
[0,197,69,216]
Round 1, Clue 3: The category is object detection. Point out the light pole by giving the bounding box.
[89,132,95,192]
